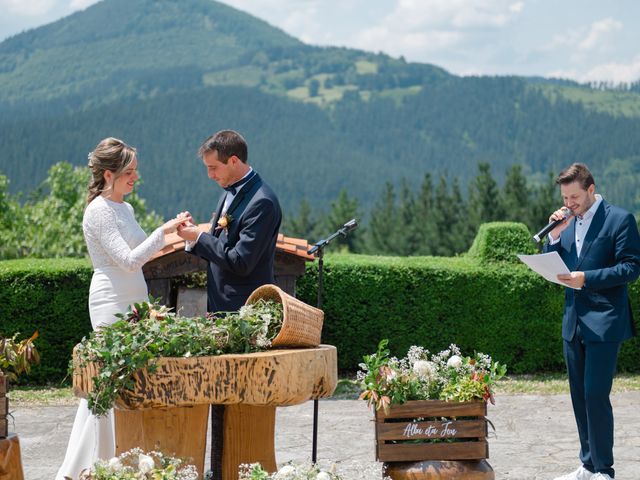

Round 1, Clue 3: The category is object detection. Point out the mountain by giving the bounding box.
[1,0,640,221]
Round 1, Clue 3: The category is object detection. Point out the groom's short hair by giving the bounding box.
[556,163,594,191]
[198,130,248,164]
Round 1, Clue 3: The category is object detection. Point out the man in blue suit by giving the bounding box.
[176,130,281,479]
[544,163,640,480]
[177,129,282,313]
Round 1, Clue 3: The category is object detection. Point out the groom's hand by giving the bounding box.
[176,222,200,242]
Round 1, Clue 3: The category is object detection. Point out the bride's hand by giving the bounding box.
[162,212,193,234]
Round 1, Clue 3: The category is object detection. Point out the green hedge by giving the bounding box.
[296,222,640,373]
[2,222,640,383]
[0,258,92,384]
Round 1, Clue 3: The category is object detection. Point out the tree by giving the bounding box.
[0,162,163,260]
[283,198,317,241]
[321,188,363,252]
[308,79,320,97]
[468,162,504,229]
[501,164,530,227]
[412,173,437,256]
[431,175,456,256]
[367,182,398,254]
[530,172,559,237]
[396,179,419,255]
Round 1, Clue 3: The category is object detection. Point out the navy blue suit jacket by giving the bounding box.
[544,200,640,342]
[190,173,282,312]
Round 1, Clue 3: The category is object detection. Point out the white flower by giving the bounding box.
[447,355,463,369]
[413,360,436,380]
[138,453,155,474]
[108,457,122,470]
[275,465,297,479]
[317,472,332,480]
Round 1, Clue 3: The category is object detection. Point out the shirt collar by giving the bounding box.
[579,194,602,221]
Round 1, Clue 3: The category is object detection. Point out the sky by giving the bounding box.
[1,0,639,84]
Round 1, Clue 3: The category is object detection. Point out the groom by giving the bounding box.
[177,129,282,313]
[176,129,282,478]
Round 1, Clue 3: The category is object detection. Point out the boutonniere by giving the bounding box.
[215,213,233,232]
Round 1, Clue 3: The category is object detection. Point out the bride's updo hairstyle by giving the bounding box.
[86,137,137,204]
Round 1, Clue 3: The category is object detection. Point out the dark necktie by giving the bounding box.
[224,171,255,195]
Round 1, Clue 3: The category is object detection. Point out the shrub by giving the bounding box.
[0,258,92,384]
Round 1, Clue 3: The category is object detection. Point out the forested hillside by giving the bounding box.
[1,0,639,227]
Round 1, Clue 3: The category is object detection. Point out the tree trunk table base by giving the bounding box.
[385,460,495,480]
[222,405,277,480]
[114,405,209,475]
[0,434,25,480]
[77,346,338,480]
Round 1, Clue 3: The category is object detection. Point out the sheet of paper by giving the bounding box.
[517,251,580,289]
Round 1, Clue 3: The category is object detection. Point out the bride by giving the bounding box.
[56,137,189,480]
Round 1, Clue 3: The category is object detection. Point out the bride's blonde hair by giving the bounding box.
[86,137,137,204]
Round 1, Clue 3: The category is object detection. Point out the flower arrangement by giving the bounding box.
[74,298,283,416]
[0,331,40,382]
[216,213,233,232]
[357,339,506,411]
[238,462,342,480]
[75,448,198,479]
[236,462,391,480]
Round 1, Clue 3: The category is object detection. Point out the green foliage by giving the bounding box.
[467,222,537,264]
[297,253,568,373]
[75,298,283,416]
[0,258,93,384]
[0,331,40,382]
[0,162,163,260]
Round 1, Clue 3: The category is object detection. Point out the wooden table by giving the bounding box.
[0,434,24,480]
[74,345,338,479]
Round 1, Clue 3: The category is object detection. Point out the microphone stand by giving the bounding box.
[307,220,357,464]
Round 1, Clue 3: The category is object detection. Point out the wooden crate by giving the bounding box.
[375,400,488,462]
[0,373,7,438]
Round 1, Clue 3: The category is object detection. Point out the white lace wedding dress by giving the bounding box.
[56,195,165,480]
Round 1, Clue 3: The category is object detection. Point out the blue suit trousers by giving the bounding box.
[564,324,621,478]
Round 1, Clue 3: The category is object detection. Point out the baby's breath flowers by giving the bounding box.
[76,448,198,480]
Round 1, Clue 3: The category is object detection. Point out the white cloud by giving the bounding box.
[351,0,522,59]
[69,0,99,9]
[579,17,622,51]
[581,55,640,84]
[544,17,622,52]
[547,55,640,84]
[0,0,58,16]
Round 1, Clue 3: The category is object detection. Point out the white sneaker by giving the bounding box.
[591,474,613,480]
[553,466,594,480]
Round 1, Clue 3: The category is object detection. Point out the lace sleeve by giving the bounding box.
[86,201,165,272]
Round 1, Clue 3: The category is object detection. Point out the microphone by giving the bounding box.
[533,208,573,243]
[307,218,359,255]
[340,218,358,234]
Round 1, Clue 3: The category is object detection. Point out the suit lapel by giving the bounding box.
[561,218,578,271]
[576,201,607,270]
[210,173,262,237]
[210,194,226,235]
[224,173,261,220]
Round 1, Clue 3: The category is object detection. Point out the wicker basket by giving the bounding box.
[245,284,324,347]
